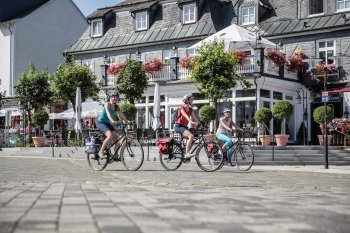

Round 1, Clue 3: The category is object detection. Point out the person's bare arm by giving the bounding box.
[191,111,199,126]
[117,109,130,124]
[231,121,243,131]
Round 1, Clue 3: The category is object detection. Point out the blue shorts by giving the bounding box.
[96,121,115,134]
[175,124,189,135]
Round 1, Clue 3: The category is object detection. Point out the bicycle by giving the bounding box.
[86,122,144,171]
[158,125,224,172]
[217,129,255,171]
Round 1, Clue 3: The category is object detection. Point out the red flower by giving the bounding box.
[143,58,163,73]
[179,55,194,69]
[286,55,304,73]
[233,50,248,65]
[107,63,125,75]
[266,50,286,67]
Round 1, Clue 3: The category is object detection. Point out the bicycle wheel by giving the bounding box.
[159,141,183,171]
[234,144,254,171]
[121,138,144,171]
[86,151,109,171]
[195,142,224,172]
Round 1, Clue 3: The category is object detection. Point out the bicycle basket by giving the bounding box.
[156,138,173,154]
[85,136,101,154]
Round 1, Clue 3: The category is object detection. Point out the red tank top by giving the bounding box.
[176,105,192,126]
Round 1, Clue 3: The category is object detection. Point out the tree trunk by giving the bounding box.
[27,110,33,143]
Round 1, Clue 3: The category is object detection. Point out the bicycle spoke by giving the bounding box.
[121,139,144,171]
[159,142,183,171]
[235,145,254,171]
[195,142,224,172]
[86,152,108,171]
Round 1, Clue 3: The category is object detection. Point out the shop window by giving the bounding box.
[260,89,270,98]
[235,101,256,127]
[236,89,255,98]
[149,96,154,103]
[273,91,283,100]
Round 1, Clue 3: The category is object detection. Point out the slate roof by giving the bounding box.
[66,21,220,54]
[87,8,113,19]
[130,0,158,12]
[0,0,49,23]
[246,12,350,38]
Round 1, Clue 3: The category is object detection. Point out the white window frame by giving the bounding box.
[241,6,255,25]
[316,39,336,64]
[308,0,324,16]
[82,59,93,71]
[91,19,103,37]
[182,3,197,24]
[336,0,350,12]
[135,11,148,31]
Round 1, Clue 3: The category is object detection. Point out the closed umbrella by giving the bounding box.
[74,87,82,144]
[152,82,161,131]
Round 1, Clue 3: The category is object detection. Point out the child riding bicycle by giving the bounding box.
[216,108,243,159]
[96,92,131,159]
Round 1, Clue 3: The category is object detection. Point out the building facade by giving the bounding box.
[66,0,350,144]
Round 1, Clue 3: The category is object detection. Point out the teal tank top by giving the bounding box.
[98,104,117,123]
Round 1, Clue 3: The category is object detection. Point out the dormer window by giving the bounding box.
[91,19,102,37]
[136,11,148,31]
[241,6,255,25]
[337,0,350,12]
[183,3,197,24]
[309,0,323,16]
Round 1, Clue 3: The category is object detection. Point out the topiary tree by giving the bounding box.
[15,63,52,142]
[254,107,272,135]
[272,100,293,135]
[50,58,100,111]
[199,105,216,126]
[115,59,148,104]
[32,109,49,136]
[119,102,137,121]
[313,105,334,134]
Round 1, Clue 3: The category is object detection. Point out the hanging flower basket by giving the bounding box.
[143,58,163,74]
[179,55,194,69]
[266,50,286,67]
[286,54,304,73]
[315,63,337,75]
[107,63,125,76]
[329,118,350,134]
[233,50,248,65]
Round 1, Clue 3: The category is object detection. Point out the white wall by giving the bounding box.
[0,26,11,95]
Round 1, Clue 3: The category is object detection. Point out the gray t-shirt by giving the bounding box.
[217,117,232,134]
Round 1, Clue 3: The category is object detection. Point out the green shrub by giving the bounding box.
[272,100,293,120]
[120,102,137,121]
[313,106,334,124]
[199,105,216,124]
[32,109,49,128]
[254,107,272,123]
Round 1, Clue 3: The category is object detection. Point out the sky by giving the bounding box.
[73,0,123,16]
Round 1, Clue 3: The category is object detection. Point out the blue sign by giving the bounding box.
[321,96,329,102]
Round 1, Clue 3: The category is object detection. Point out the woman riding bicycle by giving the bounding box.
[174,94,199,160]
[216,108,242,159]
[96,92,131,159]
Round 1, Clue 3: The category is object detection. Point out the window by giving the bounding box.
[163,50,176,64]
[317,40,335,64]
[235,101,256,127]
[82,59,92,70]
[135,11,148,31]
[91,19,102,37]
[260,89,270,98]
[187,48,196,56]
[273,91,283,100]
[309,0,323,15]
[183,3,196,24]
[241,6,255,25]
[236,89,255,98]
[337,0,350,11]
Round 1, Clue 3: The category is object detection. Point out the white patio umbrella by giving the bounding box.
[74,87,82,135]
[152,82,161,131]
[189,23,276,50]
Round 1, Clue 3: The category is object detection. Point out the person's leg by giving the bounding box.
[182,129,194,157]
[217,133,233,157]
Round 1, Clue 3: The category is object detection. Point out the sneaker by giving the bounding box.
[184,153,195,159]
[98,151,107,160]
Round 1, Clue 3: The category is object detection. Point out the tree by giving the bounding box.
[190,41,251,102]
[115,59,148,104]
[15,63,52,141]
[32,109,49,136]
[50,58,100,111]
[0,91,6,109]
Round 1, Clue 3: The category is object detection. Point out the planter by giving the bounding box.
[32,136,45,147]
[259,135,272,146]
[275,134,289,147]
[317,135,333,146]
[204,134,216,142]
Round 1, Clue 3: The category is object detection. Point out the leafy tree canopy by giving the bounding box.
[50,58,100,110]
[190,41,251,102]
[199,104,216,124]
[115,59,148,103]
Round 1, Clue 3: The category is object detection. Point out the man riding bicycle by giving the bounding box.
[174,94,199,160]
[96,92,131,159]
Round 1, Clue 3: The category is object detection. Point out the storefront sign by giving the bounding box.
[314,96,342,103]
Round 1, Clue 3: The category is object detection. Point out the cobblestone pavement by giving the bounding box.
[0,155,349,233]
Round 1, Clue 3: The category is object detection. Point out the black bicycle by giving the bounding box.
[217,130,254,171]
[159,125,224,172]
[87,123,144,171]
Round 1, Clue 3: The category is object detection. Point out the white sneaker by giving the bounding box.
[98,151,107,160]
[184,153,195,159]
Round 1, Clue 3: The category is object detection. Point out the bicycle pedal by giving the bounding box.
[113,157,122,162]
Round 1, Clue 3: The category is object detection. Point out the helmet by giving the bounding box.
[182,94,193,103]
[223,108,231,113]
[110,92,119,97]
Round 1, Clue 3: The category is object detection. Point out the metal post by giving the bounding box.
[324,71,329,169]
[304,92,308,145]
[23,109,26,147]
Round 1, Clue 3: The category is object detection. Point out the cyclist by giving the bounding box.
[216,108,243,159]
[96,92,131,159]
[175,94,199,160]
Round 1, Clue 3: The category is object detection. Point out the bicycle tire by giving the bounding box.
[195,142,224,172]
[159,141,183,171]
[121,138,144,171]
[234,144,254,171]
[86,151,109,171]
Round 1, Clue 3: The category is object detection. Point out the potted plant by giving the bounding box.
[179,55,195,70]
[143,58,163,74]
[32,109,49,147]
[199,104,216,141]
[254,107,273,146]
[266,50,286,67]
[313,106,334,145]
[272,100,293,146]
